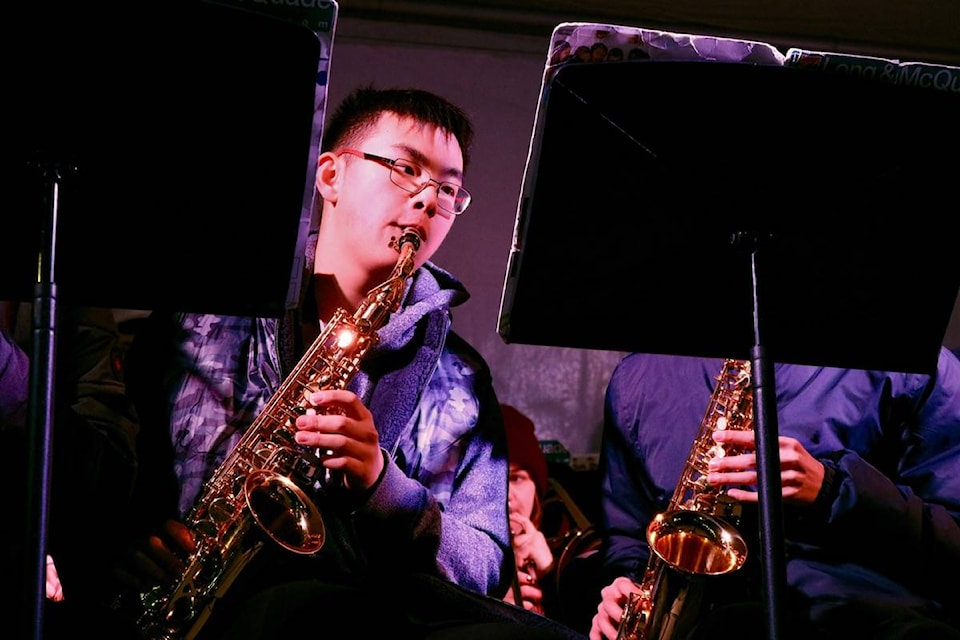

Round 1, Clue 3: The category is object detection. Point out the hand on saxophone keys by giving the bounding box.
[589,576,644,640]
[112,519,196,596]
[707,429,827,506]
[294,388,385,494]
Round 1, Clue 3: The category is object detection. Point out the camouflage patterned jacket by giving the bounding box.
[125,261,512,598]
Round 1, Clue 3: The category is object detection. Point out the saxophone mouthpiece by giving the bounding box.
[392,227,422,252]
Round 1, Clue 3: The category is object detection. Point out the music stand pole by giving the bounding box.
[23,163,65,640]
[744,234,786,640]
[9,6,326,638]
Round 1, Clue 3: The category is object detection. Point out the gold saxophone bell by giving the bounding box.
[244,471,325,553]
[647,510,746,576]
[616,511,747,640]
[616,359,754,640]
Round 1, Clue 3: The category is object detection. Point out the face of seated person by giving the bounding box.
[508,464,537,521]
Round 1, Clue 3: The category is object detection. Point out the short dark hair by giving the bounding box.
[321,86,474,171]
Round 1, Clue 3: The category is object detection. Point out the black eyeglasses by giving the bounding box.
[338,149,472,215]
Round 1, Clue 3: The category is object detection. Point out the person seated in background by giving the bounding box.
[1,301,139,638]
[502,403,555,616]
[588,349,960,640]
[501,404,603,634]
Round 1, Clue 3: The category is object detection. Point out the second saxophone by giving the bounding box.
[617,358,754,640]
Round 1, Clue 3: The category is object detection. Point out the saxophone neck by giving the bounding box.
[388,227,422,280]
[355,228,423,325]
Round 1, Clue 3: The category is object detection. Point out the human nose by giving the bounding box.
[410,180,444,217]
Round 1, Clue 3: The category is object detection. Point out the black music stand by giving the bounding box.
[499,58,960,640]
[7,3,324,638]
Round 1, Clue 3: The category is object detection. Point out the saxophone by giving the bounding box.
[617,358,754,640]
[134,228,423,640]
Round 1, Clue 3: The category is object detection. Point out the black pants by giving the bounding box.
[686,600,960,640]
[205,575,587,640]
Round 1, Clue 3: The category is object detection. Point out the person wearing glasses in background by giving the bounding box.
[107,86,585,640]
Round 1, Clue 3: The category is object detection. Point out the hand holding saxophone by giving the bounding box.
[113,519,196,596]
[707,429,825,506]
[589,576,642,640]
[294,388,385,493]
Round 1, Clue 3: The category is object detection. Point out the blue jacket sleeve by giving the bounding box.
[789,347,960,607]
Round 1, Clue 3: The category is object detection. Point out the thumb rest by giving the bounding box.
[131,229,423,640]
[617,358,753,640]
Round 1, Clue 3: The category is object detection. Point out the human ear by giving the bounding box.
[314,151,341,200]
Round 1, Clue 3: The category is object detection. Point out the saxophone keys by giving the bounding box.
[703,444,725,464]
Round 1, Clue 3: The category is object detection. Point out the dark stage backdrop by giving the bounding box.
[11,6,956,460]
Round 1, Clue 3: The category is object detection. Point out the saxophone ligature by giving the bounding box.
[617,358,754,640]
[129,228,423,640]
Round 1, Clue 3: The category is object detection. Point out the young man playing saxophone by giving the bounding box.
[589,350,960,640]
[108,87,583,640]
